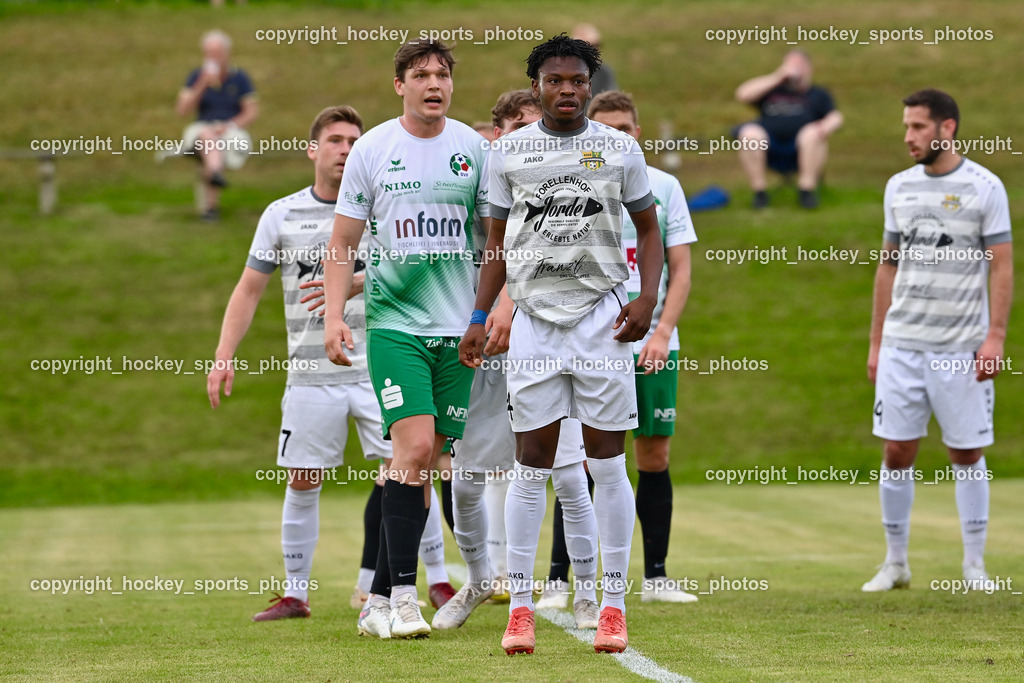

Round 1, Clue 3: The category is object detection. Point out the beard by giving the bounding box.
[915,144,943,166]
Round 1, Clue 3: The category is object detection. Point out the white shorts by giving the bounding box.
[182,121,252,170]
[277,382,391,469]
[507,287,638,432]
[453,355,590,472]
[873,347,994,449]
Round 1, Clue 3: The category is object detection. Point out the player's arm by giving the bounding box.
[977,241,1013,380]
[615,204,664,343]
[459,217,507,367]
[322,214,365,366]
[298,273,365,315]
[868,240,899,383]
[637,244,690,375]
[207,266,272,408]
[484,284,514,356]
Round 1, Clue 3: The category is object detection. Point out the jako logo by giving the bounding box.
[381,379,404,410]
[446,405,468,420]
[654,408,677,421]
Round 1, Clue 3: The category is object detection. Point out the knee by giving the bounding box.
[883,441,917,469]
[737,123,768,142]
[635,437,670,472]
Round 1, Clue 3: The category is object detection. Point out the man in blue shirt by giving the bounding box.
[176,30,259,220]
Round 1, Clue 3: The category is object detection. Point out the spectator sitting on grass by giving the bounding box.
[175,29,258,221]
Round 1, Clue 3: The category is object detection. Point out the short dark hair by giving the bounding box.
[903,89,959,137]
[309,105,363,142]
[394,39,455,81]
[587,91,637,124]
[491,89,541,129]
[525,33,601,81]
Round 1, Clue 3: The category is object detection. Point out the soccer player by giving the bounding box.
[432,89,600,632]
[863,89,1012,592]
[323,40,488,639]
[460,35,665,654]
[538,90,699,605]
[207,105,390,621]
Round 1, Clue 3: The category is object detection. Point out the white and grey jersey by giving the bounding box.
[882,158,1011,353]
[246,186,368,385]
[488,118,654,328]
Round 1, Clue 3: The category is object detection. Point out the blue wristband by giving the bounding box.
[469,309,488,326]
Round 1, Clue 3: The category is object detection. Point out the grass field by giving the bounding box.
[3,482,1024,681]
[2,1,1023,680]
[2,0,1023,506]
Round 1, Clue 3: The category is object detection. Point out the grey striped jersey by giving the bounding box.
[246,186,368,385]
[882,158,1011,352]
[488,119,654,328]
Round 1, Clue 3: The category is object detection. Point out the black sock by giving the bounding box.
[636,469,673,578]
[361,484,384,570]
[440,479,455,534]
[383,479,426,588]
[369,518,391,597]
[548,497,570,583]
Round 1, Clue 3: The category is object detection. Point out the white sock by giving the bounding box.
[879,464,914,565]
[452,470,492,585]
[588,455,634,613]
[552,462,598,604]
[954,456,989,568]
[391,584,416,609]
[281,485,321,602]
[420,485,449,586]
[505,462,551,611]
[485,473,511,579]
[357,568,374,595]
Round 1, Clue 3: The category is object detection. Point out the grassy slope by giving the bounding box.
[2,482,1023,681]
[1,0,1023,507]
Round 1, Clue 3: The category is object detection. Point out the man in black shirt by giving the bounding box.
[734,51,842,209]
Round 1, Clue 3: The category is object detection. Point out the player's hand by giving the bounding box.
[637,333,670,375]
[975,338,1005,381]
[867,344,880,384]
[459,325,487,368]
[299,279,326,315]
[613,296,654,344]
[207,362,234,409]
[324,318,354,366]
[483,299,513,356]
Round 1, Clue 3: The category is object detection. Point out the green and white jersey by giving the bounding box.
[488,118,654,328]
[621,166,696,352]
[882,158,1011,353]
[247,186,368,386]
[336,118,489,336]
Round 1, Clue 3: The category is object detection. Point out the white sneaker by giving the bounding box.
[350,585,369,610]
[389,593,431,638]
[573,599,599,629]
[431,582,494,629]
[642,577,699,603]
[861,562,911,592]
[535,579,570,610]
[963,563,990,591]
[356,595,392,638]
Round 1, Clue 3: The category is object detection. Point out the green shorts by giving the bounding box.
[633,350,679,437]
[366,328,474,440]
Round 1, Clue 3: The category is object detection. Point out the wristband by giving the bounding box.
[469,309,488,326]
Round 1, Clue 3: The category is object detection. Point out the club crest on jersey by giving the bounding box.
[579,150,605,171]
[449,153,473,178]
[942,194,961,212]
